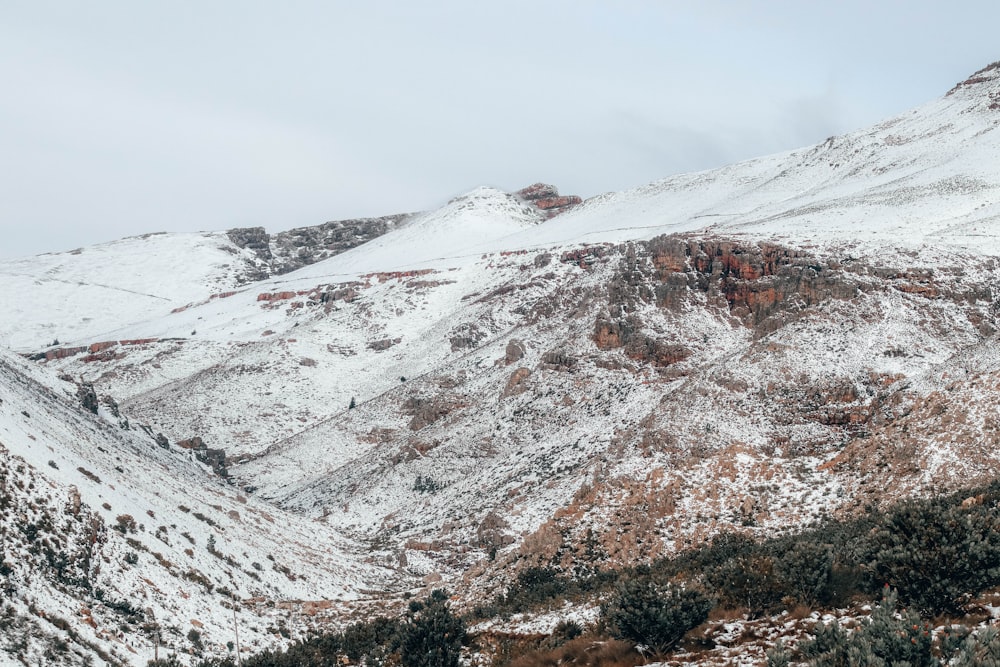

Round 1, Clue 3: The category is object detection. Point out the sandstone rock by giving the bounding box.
[401,395,458,431]
[503,368,532,397]
[516,183,582,217]
[535,195,583,211]
[516,183,559,200]
[504,339,526,365]
[176,437,205,450]
[540,351,577,372]
[367,337,401,352]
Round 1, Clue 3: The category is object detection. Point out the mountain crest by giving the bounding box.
[947,60,1000,109]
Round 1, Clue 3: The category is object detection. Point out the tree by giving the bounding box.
[399,590,465,667]
[600,578,712,658]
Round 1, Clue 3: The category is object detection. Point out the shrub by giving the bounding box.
[703,552,782,618]
[862,498,1000,615]
[772,539,834,607]
[399,590,465,667]
[945,626,1000,666]
[600,578,712,658]
[114,514,137,534]
[550,619,584,645]
[504,567,566,609]
[339,615,398,664]
[800,588,933,667]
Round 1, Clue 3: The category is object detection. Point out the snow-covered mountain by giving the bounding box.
[2,61,1000,665]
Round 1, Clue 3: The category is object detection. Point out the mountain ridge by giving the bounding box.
[2,63,1000,665]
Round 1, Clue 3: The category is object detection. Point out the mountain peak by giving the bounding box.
[946,60,1000,109]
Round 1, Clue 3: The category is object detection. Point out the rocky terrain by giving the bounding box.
[1,62,999,665]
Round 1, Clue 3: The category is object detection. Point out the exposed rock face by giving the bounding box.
[195,448,228,477]
[76,383,98,414]
[402,395,459,431]
[516,183,583,218]
[948,60,1000,111]
[270,214,412,274]
[176,436,228,476]
[502,367,532,397]
[595,238,871,368]
[449,324,487,352]
[476,512,514,550]
[368,337,402,352]
[504,339,526,365]
[227,226,272,260]
[644,237,865,329]
[540,351,577,372]
[226,213,413,284]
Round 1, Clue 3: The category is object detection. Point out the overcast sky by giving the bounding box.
[1,1,998,259]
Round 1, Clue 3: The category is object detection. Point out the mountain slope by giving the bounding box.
[4,62,1000,665]
[0,347,409,665]
[482,63,1000,255]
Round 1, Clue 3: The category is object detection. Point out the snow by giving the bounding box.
[2,66,1000,665]
[0,231,259,351]
[0,346,412,664]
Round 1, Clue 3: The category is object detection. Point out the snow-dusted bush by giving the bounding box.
[799,588,933,667]
[862,494,1000,615]
[600,578,712,658]
[399,589,465,667]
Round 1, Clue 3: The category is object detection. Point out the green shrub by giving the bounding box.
[703,552,782,618]
[600,578,712,658]
[399,590,465,667]
[862,498,1000,615]
[773,540,834,606]
[946,626,1000,667]
[800,588,933,667]
[339,615,398,664]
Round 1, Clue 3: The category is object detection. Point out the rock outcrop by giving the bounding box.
[517,183,583,218]
[227,213,414,284]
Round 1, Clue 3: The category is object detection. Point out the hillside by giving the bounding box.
[2,61,1000,665]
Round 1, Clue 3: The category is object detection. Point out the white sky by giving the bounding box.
[1,1,998,259]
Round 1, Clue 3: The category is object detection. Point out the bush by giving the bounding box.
[600,578,712,658]
[399,590,465,667]
[800,588,933,667]
[703,552,782,618]
[339,616,399,664]
[773,539,834,607]
[114,514,137,534]
[862,498,1000,615]
[946,626,1000,666]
